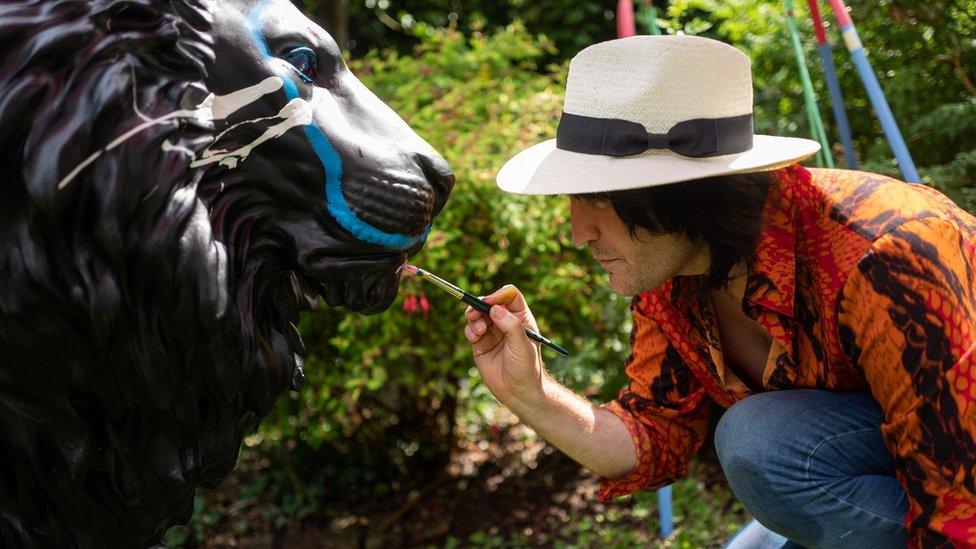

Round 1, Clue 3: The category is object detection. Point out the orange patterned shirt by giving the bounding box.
[600,164,976,547]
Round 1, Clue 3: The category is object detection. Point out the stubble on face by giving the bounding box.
[570,196,708,297]
[595,230,709,297]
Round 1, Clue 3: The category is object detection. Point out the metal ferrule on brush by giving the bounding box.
[417,268,464,300]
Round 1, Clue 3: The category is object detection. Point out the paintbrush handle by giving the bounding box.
[461,293,568,356]
[524,329,570,357]
[461,293,492,314]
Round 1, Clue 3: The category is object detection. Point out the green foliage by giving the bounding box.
[341,0,976,199]
[162,496,217,547]
[343,1,616,64]
[911,99,976,211]
[661,0,976,197]
[247,22,633,516]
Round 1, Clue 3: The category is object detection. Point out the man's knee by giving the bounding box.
[714,392,786,487]
[714,392,814,540]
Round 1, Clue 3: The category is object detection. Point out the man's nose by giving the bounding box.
[570,200,599,247]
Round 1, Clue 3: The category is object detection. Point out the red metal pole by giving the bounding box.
[806,0,829,45]
[617,0,637,37]
[827,0,854,27]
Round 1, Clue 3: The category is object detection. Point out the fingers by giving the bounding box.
[463,322,480,343]
[465,316,504,354]
[465,285,525,316]
[464,303,484,321]
[463,317,488,342]
[488,304,538,359]
[483,284,528,314]
[463,285,537,358]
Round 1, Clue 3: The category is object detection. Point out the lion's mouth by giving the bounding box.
[302,251,407,314]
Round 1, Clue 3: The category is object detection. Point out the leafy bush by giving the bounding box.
[340,1,617,65]
[663,0,976,202]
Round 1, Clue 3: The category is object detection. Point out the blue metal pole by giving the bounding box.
[827,0,920,181]
[658,484,674,537]
[816,43,858,168]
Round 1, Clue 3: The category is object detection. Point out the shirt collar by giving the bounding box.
[743,164,805,319]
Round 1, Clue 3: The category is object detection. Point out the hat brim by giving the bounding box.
[496,135,821,195]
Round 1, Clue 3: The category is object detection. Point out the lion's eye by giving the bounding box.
[282,46,317,84]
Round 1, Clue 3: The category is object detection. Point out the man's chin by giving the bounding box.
[608,271,665,297]
[606,273,636,297]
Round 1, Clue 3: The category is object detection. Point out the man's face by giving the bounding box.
[569,197,709,296]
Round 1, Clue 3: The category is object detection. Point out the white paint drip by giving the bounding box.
[161,139,197,157]
[200,76,283,120]
[190,98,313,169]
[57,76,288,190]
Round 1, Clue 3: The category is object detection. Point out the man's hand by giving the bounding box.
[462,284,637,481]
[463,284,545,408]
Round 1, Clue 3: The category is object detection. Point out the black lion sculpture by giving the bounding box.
[0,0,453,545]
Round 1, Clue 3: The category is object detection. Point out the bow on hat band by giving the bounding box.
[555,112,754,158]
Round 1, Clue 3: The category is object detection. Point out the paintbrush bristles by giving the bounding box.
[398,264,420,276]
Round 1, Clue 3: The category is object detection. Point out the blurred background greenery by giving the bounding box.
[167,0,976,546]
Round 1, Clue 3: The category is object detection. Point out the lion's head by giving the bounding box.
[0,0,452,545]
[200,0,453,314]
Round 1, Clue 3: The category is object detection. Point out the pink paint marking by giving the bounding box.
[397,264,420,277]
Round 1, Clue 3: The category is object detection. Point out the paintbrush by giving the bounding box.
[400,264,569,356]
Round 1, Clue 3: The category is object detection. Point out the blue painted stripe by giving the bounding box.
[246,0,430,248]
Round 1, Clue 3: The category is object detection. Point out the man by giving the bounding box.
[463,35,976,548]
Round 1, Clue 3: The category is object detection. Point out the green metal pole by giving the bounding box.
[638,0,661,35]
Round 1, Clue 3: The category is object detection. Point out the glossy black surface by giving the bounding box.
[0,0,452,545]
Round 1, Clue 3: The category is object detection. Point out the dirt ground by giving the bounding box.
[185,420,740,548]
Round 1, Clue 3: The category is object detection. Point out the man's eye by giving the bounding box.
[282,46,317,83]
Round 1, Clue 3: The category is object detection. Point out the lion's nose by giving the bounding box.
[417,152,454,217]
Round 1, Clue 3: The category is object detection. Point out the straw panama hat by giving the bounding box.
[496,35,821,195]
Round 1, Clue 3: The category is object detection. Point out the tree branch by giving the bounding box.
[951,48,976,97]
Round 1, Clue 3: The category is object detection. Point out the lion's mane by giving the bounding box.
[0,1,304,544]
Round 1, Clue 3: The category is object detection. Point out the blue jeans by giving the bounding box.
[715,390,908,549]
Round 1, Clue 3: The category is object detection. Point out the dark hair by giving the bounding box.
[577,171,773,291]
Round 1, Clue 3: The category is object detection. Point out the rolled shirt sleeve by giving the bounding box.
[600,294,710,501]
[837,217,976,547]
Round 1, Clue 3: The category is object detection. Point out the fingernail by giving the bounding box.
[490,305,504,320]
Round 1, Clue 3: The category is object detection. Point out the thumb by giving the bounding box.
[490,305,535,357]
